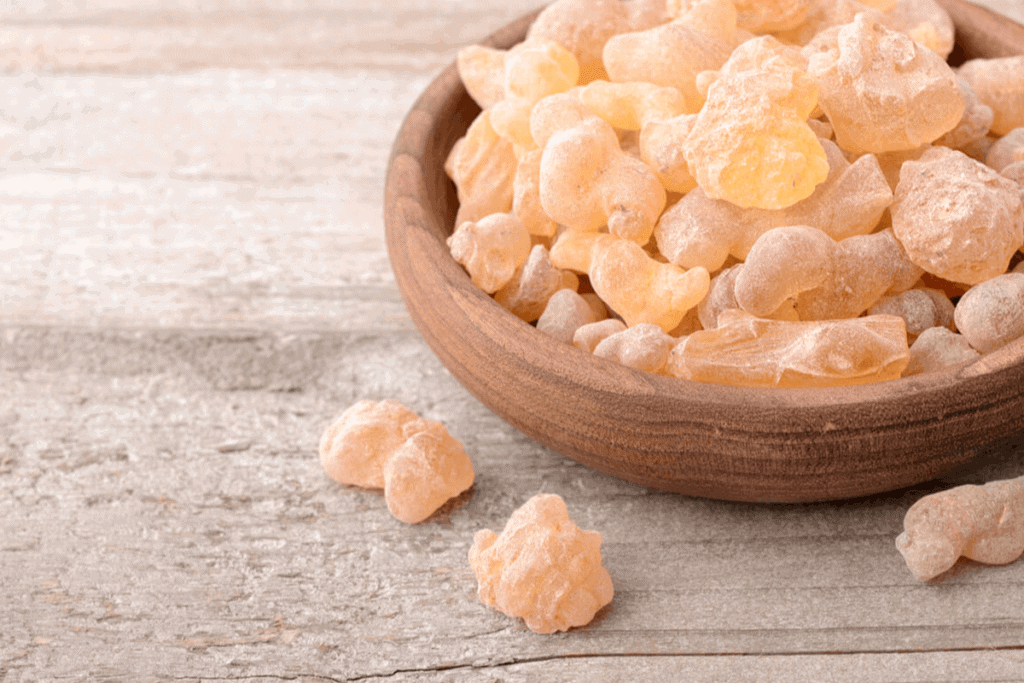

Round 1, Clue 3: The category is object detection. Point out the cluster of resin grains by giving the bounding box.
[316,396,1024,632]
[447,0,1024,388]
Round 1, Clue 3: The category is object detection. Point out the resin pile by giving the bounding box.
[446,0,1024,388]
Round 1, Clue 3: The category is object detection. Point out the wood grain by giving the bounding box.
[3,1,1024,681]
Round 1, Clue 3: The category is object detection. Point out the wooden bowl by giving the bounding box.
[384,0,1024,503]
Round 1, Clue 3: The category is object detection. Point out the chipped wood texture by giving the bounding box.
[2,1,1024,681]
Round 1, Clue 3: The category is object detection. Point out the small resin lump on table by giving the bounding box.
[469,493,614,634]
[445,0,1024,388]
[319,400,474,524]
[897,475,1024,582]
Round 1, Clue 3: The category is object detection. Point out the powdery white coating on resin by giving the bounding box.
[896,475,1024,581]
[867,288,954,340]
[890,146,1024,285]
[319,401,474,524]
[468,494,614,634]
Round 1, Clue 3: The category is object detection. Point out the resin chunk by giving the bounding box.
[896,476,1024,581]
[319,399,418,489]
[666,310,909,387]
[448,212,532,294]
[952,273,1024,354]
[573,318,628,353]
[537,288,604,343]
[592,322,676,373]
[890,146,1024,285]
[320,402,474,524]
[656,138,891,271]
[903,326,980,376]
[468,494,614,634]
[446,110,518,227]
[494,244,566,322]
[384,419,475,525]
[805,14,963,154]
[589,236,710,332]
[539,116,666,244]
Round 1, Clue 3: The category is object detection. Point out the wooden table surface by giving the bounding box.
[3,2,1024,681]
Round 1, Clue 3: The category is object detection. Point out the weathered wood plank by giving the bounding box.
[2,325,1022,681]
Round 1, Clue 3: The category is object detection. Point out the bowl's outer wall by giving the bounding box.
[385,1,1024,502]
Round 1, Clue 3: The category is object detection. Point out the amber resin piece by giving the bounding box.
[589,236,710,332]
[684,36,829,209]
[537,288,604,343]
[896,476,1024,582]
[656,138,890,271]
[593,323,676,373]
[320,402,475,525]
[573,318,628,353]
[868,288,954,340]
[494,245,566,322]
[384,419,475,525]
[457,45,508,110]
[958,56,1024,137]
[666,310,909,388]
[319,399,419,489]
[539,116,666,244]
[448,212,532,294]
[446,110,518,228]
[774,0,868,48]
[890,146,1024,285]
[903,326,980,376]
[527,0,671,84]
[953,273,1024,354]
[468,494,614,634]
[603,0,737,113]
[805,14,963,155]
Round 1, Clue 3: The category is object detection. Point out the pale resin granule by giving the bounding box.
[896,475,1024,581]
[468,493,614,634]
[319,401,474,524]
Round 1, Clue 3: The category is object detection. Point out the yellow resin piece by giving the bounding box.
[539,116,666,244]
[666,310,910,387]
[589,236,710,332]
[592,323,676,373]
[903,327,980,376]
[446,110,518,228]
[527,0,671,84]
[934,77,993,152]
[603,0,738,113]
[805,14,963,154]
[733,0,813,33]
[469,494,614,634]
[896,476,1024,581]
[959,56,1024,136]
[448,212,532,294]
[657,138,890,271]
[879,0,955,59]
[685,37,829,209]
[549,230,617,273]
[457,45,508,110]
[512,149,558,238]
[890,146,1024,285]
